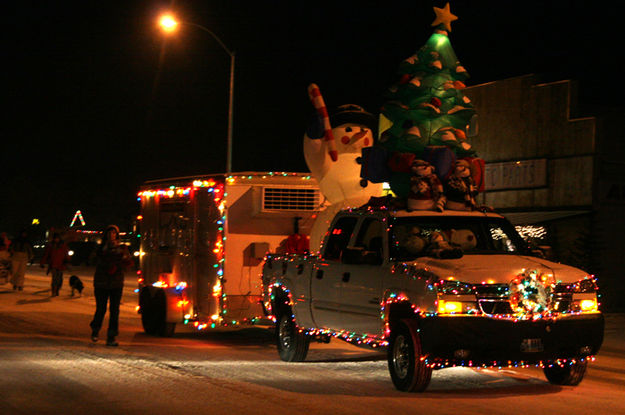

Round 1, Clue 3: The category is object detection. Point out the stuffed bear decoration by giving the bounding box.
[426,231,463,259]
[407,159,445,211]
[450,229,477,251]
[444,159,477,211]
[403,226,427,255]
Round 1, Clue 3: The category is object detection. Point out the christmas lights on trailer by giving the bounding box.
[135,172,324,336]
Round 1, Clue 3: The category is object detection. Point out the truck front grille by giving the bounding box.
[478,299,513,315]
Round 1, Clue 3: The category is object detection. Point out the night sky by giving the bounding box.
[3,0,622,234]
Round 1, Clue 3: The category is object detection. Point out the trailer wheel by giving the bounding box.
[140,289,176,337]
[153,290,175,337]
[140,289,158,335]
[543,359,587,386]
[276,312,309,362]
[387,319,432,392]
[160,322,176,338]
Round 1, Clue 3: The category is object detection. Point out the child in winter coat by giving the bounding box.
[10,230,34,290]
[40,233,70,296]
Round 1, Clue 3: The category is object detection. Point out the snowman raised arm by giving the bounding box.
[303,84,383,252]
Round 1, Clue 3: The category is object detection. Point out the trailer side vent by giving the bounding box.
[262,187,319,212]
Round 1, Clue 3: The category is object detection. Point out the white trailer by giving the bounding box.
[136,172,322,336]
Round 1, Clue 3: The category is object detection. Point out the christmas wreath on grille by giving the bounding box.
[509,269,554,317]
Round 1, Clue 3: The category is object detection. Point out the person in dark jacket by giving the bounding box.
[89,225,132,346]
[40,233,70,296]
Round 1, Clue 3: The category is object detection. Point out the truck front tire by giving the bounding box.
[543,360,587,385]
[387,319,432,392]
[276,313,310,362]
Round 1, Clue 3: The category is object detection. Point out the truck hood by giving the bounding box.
[412,254,588,284]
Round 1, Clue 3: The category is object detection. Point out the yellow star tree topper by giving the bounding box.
[431,2,458,32]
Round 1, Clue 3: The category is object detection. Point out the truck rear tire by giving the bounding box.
[276,313,309,362]
[387,319,432,392]
[543,360,587,385]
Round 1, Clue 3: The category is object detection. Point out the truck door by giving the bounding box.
[310,216,357,331]
[339,217,386,336]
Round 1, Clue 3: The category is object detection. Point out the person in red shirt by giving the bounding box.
[40,233,70,296]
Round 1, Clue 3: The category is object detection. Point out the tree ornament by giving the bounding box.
[399,74,411,84]
[430,60,443,70]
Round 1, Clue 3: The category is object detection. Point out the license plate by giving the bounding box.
[520,338,544,352]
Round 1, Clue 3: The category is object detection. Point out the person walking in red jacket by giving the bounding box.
[40,233,70,296]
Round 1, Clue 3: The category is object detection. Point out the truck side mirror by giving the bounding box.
[363,251,383,266]
[341,247,365,265]
[530,244,552,259]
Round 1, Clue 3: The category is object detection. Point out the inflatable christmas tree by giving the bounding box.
[361,3,484,207]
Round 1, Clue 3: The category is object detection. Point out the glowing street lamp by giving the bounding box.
[158,13,235,174]
[159,15,178,32]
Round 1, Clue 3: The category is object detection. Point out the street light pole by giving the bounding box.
[159,16,235,174]
[227,51,235,174]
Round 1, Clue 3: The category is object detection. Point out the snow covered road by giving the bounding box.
[1,265,624,414]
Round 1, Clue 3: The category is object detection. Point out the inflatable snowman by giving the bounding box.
[304,84,383,253]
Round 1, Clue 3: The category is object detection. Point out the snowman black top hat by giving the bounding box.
[330,104,377,131]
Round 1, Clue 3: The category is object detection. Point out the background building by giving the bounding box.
[465,74,625,311]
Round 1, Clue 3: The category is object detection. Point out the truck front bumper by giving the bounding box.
[419,313,604,367]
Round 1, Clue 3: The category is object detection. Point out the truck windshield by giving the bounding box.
[390,216,528,261]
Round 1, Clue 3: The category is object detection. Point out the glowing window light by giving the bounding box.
[515,225,547,241]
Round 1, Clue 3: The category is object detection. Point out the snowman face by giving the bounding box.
[333,123,374,154]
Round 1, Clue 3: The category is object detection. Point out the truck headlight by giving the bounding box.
[437,299,478,315]
[438,300,462,313]
[579,299,598,312]
[554,276,600,313]
[436,280,479,315]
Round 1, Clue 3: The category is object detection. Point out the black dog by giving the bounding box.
[69,275,84,297]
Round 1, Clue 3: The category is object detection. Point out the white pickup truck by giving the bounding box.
[261,208,604,392]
